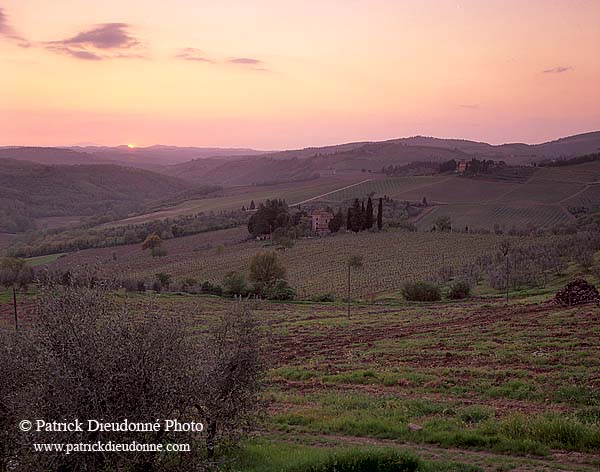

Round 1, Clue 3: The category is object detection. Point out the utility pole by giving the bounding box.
[347,264,351,319]
[13,285,18,332]
[501,241,510,304]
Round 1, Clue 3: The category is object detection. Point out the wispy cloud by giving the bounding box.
[458,104,479,109]
[227,57,262,65]
[175,49,268,71]
[45,23,144,60]
[0,7,30,47]
[174,48,215,63]
[543,66,573,74]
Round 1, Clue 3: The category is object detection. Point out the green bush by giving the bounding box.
[401,281,441,302]
[223,271,249,297]
[447,280,471,300]
[264,279,295,300]
[289,449,422,472]
[312,292,336,302]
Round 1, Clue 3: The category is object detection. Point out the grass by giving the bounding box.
[25,253,66,266]
[269,391,599,455]
[235,441,482,472]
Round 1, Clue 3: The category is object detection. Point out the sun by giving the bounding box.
[127,143,136,149]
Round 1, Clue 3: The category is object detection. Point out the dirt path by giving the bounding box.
[264,431,600,472]
[290,179,374,206]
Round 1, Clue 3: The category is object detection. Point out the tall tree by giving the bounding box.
[328,209,344,233]
[365,197,374,229]
[247,199,290,237]
[249,200,256,210]
[377,198,383,230]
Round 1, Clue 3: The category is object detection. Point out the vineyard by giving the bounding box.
[111,175,366,227]
[416,204,571,231]
[50,229,564,299]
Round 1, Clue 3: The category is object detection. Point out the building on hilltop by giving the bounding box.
[311,210,333,236]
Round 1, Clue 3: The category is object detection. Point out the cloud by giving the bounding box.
[543,66,573,74]
[458,104,479,109]
[0,7,30,47]
[227,57,262,65]
[46,23,144,60]
[174,48,215,63]
[175,49,268,71]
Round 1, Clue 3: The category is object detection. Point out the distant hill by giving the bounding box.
[0,145,268,170]
[0,147,110,165]
[0,159,191,232]
[164,132,600,185]
[70,145,268,168]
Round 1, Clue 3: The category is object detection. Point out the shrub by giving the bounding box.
[401,281,441,302]
[201,281,223,296]
[0,274,266,470]
[312,292,336,302]
[223,271,249,297]
[264,279,295,300]
[447,280,471,300]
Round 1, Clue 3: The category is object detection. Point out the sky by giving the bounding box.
[0,0,599,149]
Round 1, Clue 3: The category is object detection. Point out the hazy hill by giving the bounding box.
[0,145,268,170]
[0,147,110,165]
[71,145,268,168]
[0,159,191,232]
[164,131,600,185]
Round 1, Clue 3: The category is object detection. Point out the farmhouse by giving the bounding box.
[311,210,333,236]
[457,159,468,173]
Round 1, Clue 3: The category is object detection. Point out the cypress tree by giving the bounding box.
[366,197,374,229]
[377,198,383,230]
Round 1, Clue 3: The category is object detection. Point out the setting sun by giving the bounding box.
[127,144,136,149]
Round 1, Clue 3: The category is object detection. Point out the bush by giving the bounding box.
[223,271,249,297]
[201,281,223,296]
[401,281,441,302]
[312,292,336,302]
[447,280,471,300]
[264,279,295,300]
[0,274,266,470]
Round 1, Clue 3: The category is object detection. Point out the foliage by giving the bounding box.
[223,271,250,297]
[0,275,266,470]
[0,257,34,288]
[401,281,442,301]
[248,199,291,237]
[447,280,471,299]
[249,252,287,288]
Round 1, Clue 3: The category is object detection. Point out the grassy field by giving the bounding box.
[49,229,567,299]
[4,290,595,471]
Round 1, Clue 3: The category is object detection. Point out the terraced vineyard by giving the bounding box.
[416,204,570,231]
[312,162,600,230]
[51,229,562,299]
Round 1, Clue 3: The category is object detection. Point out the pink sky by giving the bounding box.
[1,0,599,149]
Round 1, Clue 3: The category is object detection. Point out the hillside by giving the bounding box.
[0,159,191,232]
[164,131,600,185]
[0,147,109,165]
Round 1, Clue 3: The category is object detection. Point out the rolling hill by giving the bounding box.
[164,131,600,186]
[0,159,191,232]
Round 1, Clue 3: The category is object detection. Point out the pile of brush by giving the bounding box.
[555,279,600,306]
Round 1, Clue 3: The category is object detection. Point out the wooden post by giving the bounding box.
[505,255,509,304]
[347,265,351,319]
[13,285,18,332]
